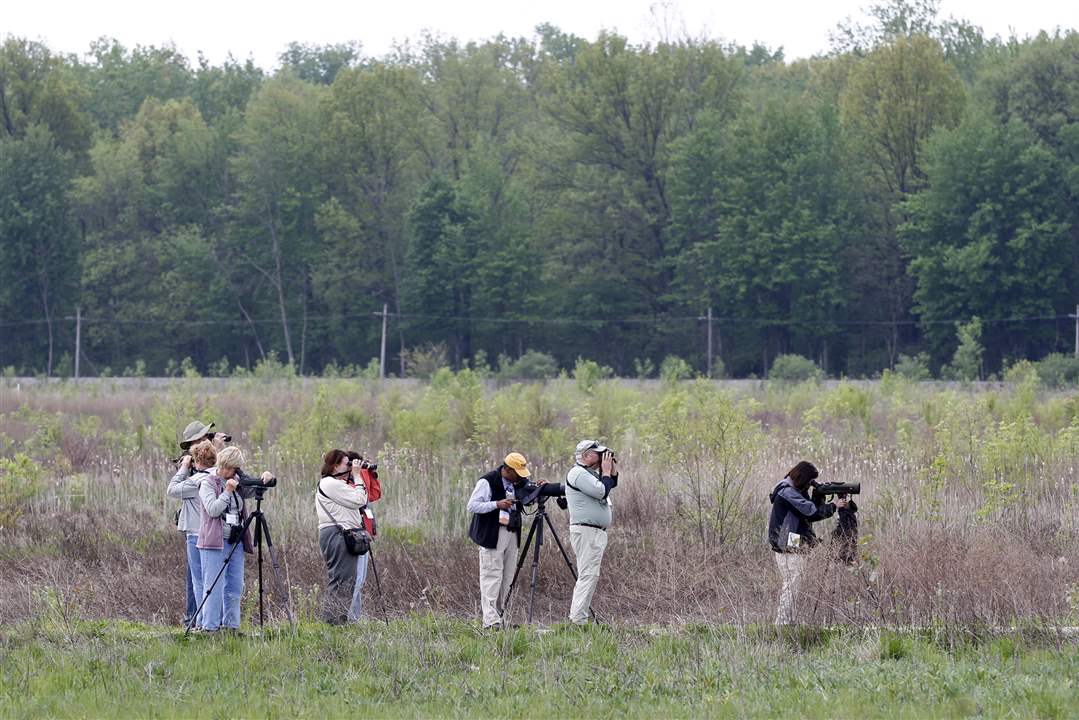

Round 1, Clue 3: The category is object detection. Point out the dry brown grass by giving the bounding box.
[1,378,1077,630]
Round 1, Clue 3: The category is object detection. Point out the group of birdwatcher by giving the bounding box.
[168,419,848,630]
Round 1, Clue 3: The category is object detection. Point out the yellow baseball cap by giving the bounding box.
[504,452,531,478]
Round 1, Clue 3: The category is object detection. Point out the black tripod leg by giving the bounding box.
[503,519,539,607]
[544,514,601,624]
[254,516,265,626]
[255,513,295,626]
[526,518,544,624]
[184,531,245,636]
[367,546,389,625]
[544,514,578,580]
[500,518,539,627]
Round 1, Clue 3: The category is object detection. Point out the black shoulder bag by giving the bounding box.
[317,486,370,556]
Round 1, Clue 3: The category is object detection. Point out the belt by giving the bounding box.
[572,522,607,532]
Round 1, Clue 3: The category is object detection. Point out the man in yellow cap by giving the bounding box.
[466,452,535,629]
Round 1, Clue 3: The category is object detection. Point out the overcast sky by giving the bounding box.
[5,0,1078,68]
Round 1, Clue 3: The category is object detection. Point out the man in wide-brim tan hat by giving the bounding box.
[172,419,229,627]
[180,420,216,450]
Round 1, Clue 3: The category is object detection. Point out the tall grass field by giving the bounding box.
[1,373,1078,716]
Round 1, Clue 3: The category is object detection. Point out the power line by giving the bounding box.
[0,311,1073,329]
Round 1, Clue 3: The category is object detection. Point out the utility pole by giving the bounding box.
[74,306,81,381]
[706,306,713,378]
[1071,304,1079,358]
[379,303,388,380]
[698,307,714,378]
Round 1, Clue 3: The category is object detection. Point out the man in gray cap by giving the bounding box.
[565,439,619,624]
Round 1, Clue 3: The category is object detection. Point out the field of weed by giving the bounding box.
[1,373,1078,631]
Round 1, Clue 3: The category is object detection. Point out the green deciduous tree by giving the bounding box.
[840,34,966,366]
[403,176,478,363]
[671,96,858,375]
[0,125,79,374]
[0,37,91,156]
[901,113,1073,367]
[78,39,194,134]
[229,75,327,370]
[535,34,742,368]
[73,97,228,371]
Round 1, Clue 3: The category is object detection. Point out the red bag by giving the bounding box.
[359,467,381,535]
[360,467,381,502]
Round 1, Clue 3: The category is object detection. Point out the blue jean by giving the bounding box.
[185,534,203,626]
[199,542,245,630]
[349,552,369,622]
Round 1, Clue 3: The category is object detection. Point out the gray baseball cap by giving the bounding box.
[180,420,214,449]
[574,439,608,462]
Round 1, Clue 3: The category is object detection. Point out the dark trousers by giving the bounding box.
[319,526,357,625]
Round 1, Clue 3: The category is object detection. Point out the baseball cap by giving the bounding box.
[504,452,531,478]
[574,439,608,461]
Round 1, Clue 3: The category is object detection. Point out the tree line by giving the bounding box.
[2,1,1079,379]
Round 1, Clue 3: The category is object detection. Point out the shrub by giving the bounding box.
[894,353,932,381]
[235,351,298,380]
[573,358,613,394]
[275,384,349,465]
[1003,360,1039,385]
[361,358,382,380]
[0,453,44,526]
[497,350,559,381]
[768,354,823,382]
[659,355,694,383]
[180,357,200,379]
[54,353,74,378]
[1035,353,1079,388]
[207,357,230,377]
[638,383,763,546]
[148,394,221,457]
[468,350,493,379]
[942,317,983,381]
[632,357,655,379]
[121,359,148,377]
[402,343,449,379]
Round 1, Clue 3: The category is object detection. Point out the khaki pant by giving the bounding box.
[478,526,518,627]
[774,552,807,625]
[569,525,608,624]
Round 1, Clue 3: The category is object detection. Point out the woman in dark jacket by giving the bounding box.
[767,461,847,625]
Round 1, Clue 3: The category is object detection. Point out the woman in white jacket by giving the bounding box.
[316,449,368,625]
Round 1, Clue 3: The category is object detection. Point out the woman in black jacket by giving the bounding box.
[767,461,847,625]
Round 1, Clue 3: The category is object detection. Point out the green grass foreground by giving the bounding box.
[1,619,1077,718]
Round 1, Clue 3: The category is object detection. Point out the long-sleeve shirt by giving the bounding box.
[196,473,257,551]
[199,474,244,519]
[565,464,617,529]
[316,476,368,530]
[466,476,516,515]
[167,466,211,534]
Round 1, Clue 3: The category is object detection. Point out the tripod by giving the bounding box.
[185,489,294,636]
[502,497,597,625]
[362,545,388,624]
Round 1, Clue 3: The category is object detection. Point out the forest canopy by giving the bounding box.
[2,1,1079,379]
